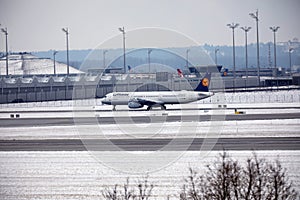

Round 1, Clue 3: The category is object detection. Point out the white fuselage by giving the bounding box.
[101,90,213,106]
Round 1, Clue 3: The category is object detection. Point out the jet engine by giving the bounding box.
[128,101,144,109]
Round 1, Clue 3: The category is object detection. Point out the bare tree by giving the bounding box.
[264,159,298,200]
[101,177,154,200]
[241,153,298,200]
[202,151,244,200]
[180,167,204,200]
[123,178,135,200]
[102,184,119,200]
[180,152,298,200]
[136,175,154,200]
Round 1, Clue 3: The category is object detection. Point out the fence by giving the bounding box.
[0,90,299,109]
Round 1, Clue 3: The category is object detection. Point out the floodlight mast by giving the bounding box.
[148,48,153,73]
[103,50,108,68]
[62,28,69,75]
[214,48,219,65]
[53,50,58,75]
[227,23,239,80]
[249,9,260,85]
[1,27,8,76]
[186,49,190,69]
[241,26,251,79]
[118,27,126,73]
[270,26,280,71]
[288,46,293,73]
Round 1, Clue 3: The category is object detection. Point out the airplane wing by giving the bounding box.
[135,98,164,106]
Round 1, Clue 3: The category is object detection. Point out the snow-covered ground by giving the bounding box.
[207,89,300,104]
[0,151,299,200]
[0,54,82,75]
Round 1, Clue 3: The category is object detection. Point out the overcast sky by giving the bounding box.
[0,0,299,51]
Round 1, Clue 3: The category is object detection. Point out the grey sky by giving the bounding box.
[0,0,299,51]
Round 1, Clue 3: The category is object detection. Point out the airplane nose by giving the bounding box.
[101,100,109,105]
[102,94,114,105]
[101,97,109,105]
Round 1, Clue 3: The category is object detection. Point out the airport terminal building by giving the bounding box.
[0,53,298,104]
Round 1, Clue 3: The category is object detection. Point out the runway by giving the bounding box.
[1,137,299,151]
[1,104,299,199]
[1,112,300,127]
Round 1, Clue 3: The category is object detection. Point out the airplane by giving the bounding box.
[101,73,214,111]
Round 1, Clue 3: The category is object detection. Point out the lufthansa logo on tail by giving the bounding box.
[202,78,209,87]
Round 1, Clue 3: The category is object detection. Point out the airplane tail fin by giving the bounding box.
[194,73,211,92]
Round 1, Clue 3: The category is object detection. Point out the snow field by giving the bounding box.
[0,151,299,200]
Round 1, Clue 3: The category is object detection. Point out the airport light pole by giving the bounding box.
[186,49,190,69]
[241,26,251,79]
[118,27,126,73]
[288,47,293,74]
[103,50,108,68]
[1,27,8,76]
[62,28,70,75]
[250,10,260,85]
[270,26,280,71]
[0,24,2,75]
[227,23,239,79]
[53,50,58,75]
[214,48,219,65]
[148,48,152,73]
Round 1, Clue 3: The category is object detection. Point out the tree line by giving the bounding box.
[102,152,298,200]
